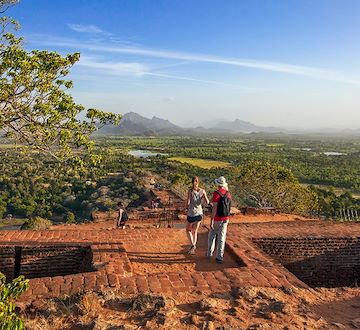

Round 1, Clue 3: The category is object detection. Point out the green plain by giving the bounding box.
[169,157,230,169]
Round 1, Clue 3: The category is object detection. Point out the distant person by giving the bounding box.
[207,176,232,263]
[185,176,209,255]
[154,198,160,209]
[116,201,128,229]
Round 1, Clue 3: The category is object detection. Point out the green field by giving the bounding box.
[0,144,22,149]
[169,157,230,169]
[266,143,284,147]
[0,218,25,230]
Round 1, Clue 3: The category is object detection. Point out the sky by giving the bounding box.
[6,0,360,129]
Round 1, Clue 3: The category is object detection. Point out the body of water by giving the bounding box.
[323,152,347,156]
[295,148,346,156]
[128,149,166,158]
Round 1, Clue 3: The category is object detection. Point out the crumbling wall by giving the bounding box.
[252,237,360,287]
[0,246,15,279]
[0,245,93,280]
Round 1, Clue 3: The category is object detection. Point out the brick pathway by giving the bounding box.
[0,220,359,303]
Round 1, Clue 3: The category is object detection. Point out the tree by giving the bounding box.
[0,1,121,166]
[0,0,17,14]
[0,272,29,330]
[64,211,75,224]
[234,161,318,215]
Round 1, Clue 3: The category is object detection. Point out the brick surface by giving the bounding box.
[0,220,358,303]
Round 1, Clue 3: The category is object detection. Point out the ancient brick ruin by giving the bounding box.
[0,245,93,280]
[252,237,360,287]
[0,220,359,305]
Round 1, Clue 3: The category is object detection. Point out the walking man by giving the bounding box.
[207,176,232,263]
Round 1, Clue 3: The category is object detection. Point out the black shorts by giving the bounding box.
[187,215,203,223]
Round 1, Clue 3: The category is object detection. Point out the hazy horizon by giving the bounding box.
[9,0,360,130]
[115,111,360,132]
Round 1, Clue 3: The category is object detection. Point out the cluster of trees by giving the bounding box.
[232,161,318,215]
[0,146,146,221]
[310,186,360,218]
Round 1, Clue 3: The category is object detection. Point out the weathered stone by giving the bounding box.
[191,314,202,325]
[330,322,348,329]
[199,298,218,311]
[30,299,48,312]
[201,320,215,330]
[211,292,232,300]
[131,293,172,312]
[350,318,360,328]
[267,301,286,313]
[248,323,273,329]
[231,287,257,301]
[280,286,295,295]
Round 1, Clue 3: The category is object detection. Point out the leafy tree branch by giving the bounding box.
[0,2,121,166]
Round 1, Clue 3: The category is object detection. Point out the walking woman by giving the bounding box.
[185,176,209,254]
[116,201,128,229]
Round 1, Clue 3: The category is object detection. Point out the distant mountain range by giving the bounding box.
[97,112,287,136]
[96,112,360,137]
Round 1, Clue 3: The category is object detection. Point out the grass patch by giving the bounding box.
[0,217,25,230]
[0,144,22,149]
[169,157,230,169]
[266,144,284,147]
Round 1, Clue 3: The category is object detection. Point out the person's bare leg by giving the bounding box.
[186,221,194,248]
[192,221,201,247]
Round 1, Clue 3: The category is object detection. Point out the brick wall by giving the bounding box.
[0,246,16,280]
[252,237,360,288]
[0,245,93,280]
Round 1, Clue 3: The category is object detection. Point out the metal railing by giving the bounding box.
[336,209,360,221]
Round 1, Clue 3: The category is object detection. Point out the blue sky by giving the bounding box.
[7,0,360,129]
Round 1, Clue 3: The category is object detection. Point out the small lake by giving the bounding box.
[323,152,347,156]
[128,149,167,158]
[295,148,347,156]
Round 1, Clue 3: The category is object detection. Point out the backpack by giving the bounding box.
[121,210,129,222]
[215,190,231,217]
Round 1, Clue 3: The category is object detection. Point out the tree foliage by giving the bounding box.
[0,2,121,166]
[310,185,360,218]
[64,211,76,224]
[0,272,29,330]
[0,0,17,14]
[234,161,318,215]
[21,216,52,230]
[0,148,146,220]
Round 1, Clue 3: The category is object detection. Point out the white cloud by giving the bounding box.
[33,37,360,85]
[76,57,265,89]
[68,24,103,34]
[78,56,149,76]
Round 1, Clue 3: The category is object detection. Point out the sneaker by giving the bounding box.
[188,245,196,255]
[216,258,223,264]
